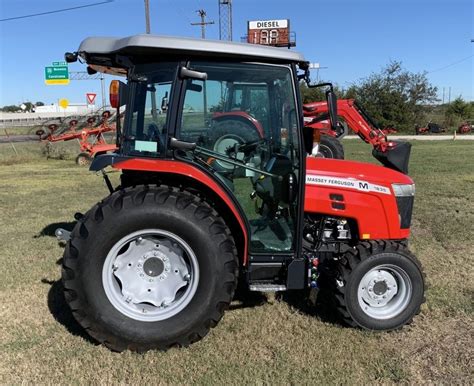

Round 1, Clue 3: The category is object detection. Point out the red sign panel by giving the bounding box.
[86,93,97,105]
[247,19,293,47]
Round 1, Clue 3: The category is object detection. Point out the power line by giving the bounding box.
[427,55,473,73]
[0,0,114,22]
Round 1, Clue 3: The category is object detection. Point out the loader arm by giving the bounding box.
[303,99,411,174]
[304,99,394,152]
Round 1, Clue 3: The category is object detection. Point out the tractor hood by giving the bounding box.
[306,157,413,194]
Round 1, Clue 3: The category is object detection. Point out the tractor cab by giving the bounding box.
[67,35,317,263]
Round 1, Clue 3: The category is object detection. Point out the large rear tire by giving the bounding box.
[62,185,238,352]
[318,135,344,159]
[329,240,425,330]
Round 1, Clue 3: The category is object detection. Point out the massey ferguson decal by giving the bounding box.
[306,175,391,195]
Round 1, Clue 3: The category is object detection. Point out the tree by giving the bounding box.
[348,61,438,130]
[299,82,348,104]
[446,97,471,118]
[23,102,34,112]
[35,101,45,106]
[444,96,472,127]
[0,105,20,112]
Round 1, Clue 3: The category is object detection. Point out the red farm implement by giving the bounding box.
[36,110,117,165]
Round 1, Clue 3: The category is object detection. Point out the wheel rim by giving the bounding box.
[317,144,334,158]
[102,229,199,322]
[213,134,245,170]
[357,264,412,320]
[77,154,91,166]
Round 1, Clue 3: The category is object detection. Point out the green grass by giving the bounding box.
[0,140,472,383]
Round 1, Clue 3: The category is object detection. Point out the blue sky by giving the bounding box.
[0,0,472,106]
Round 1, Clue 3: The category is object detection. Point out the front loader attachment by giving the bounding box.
[373,140,411,174]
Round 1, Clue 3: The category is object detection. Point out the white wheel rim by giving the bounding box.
[212,134,245,170]
[102,229,199,322]
[317,144,333,158]
[357,264,412,320]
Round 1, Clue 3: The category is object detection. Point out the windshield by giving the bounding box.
[122,62,177,156]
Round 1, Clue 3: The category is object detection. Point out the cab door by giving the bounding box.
[177,62,302,269]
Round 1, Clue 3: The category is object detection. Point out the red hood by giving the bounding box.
[306,157,413,186]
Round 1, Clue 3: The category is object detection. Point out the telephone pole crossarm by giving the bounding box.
[191,9,214,39]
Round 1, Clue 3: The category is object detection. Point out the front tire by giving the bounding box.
[330,240,425,330]
[62,185,238,351]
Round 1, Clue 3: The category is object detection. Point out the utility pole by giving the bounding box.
[191,10,214,117]
[144,0,158,119]
[144,0,151,33]
[191,9,214,39]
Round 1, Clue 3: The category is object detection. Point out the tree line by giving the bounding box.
[300,61,473,133]
[0,102,45,113]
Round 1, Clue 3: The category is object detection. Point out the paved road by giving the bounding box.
[345,135,474,141]
[1,134,473,144]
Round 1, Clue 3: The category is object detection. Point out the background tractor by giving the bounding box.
[60,35,425,352]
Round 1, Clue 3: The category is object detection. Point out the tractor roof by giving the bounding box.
[77,34,306,72]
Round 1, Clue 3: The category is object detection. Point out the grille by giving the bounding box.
[396,196,414,229]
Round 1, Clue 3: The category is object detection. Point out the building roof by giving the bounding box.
[77,34,306,65]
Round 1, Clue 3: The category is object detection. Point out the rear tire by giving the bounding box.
[62,185,238,352]
[329,240,425,330]
[318,135,344,159]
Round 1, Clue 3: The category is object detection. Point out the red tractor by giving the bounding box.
[37,111,117,165]
[303,98,399,159]
[457,121,472,134]
[60,35,424,352]
[415,122,446,135]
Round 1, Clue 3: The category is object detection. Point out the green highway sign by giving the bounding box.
[45,65,69,85]
[52,61,67,66]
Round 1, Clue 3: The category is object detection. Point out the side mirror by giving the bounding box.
[326,89,338,131]
[110,80,128,108]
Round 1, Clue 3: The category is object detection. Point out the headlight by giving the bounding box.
[392,183,415,197]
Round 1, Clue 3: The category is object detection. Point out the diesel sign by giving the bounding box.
[247,19,293,47]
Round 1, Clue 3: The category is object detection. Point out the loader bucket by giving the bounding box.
[373,140,411,174]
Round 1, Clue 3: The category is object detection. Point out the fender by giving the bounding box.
[212,112,265,138]
[91,154,249,263]
[305,157,412,240]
